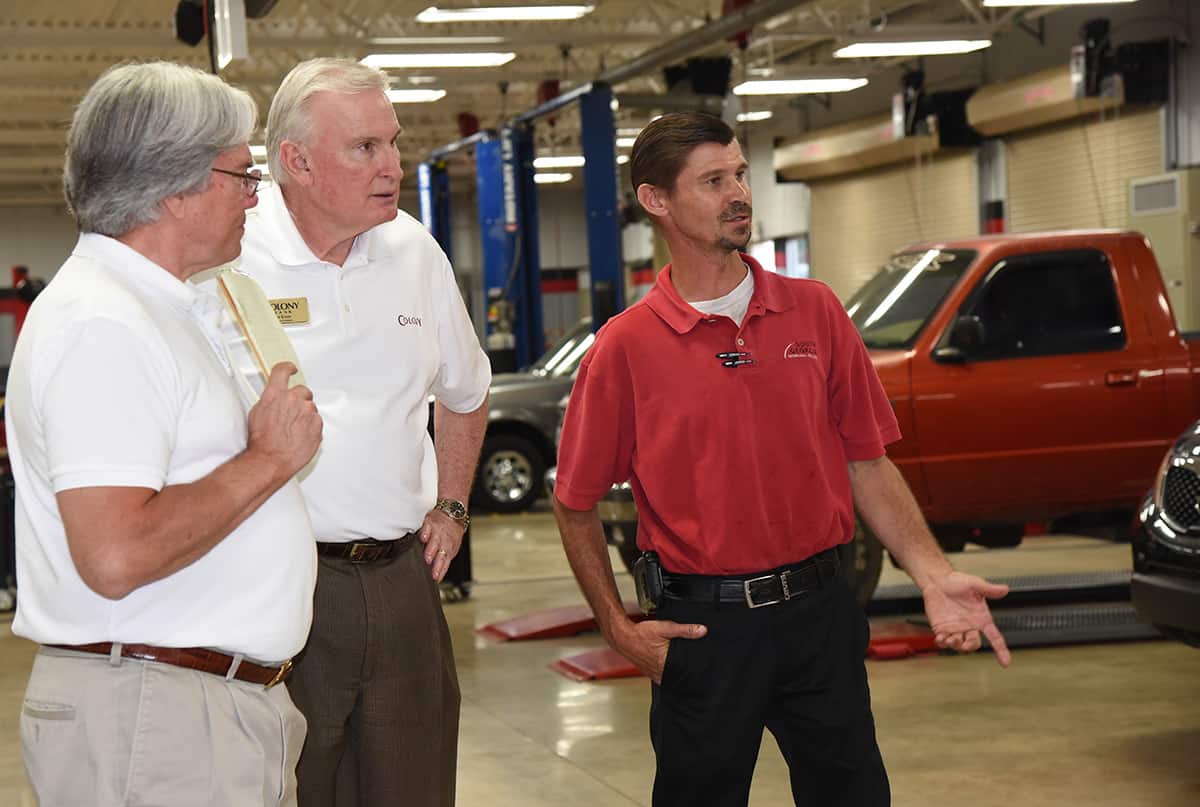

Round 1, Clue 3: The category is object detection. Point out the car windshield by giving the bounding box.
[529,318,595,378]
[845,249,976,349]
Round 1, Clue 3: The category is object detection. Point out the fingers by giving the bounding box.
[972,578,1011,600]
[264,362,298,393]
[652,620,708,640]
[982,623,1012,668]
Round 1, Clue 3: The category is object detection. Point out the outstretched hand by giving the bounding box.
[922,571,1012,667]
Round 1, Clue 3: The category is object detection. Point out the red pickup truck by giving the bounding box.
[598,230,1200,602]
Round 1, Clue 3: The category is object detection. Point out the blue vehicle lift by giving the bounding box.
[420,82,626,372]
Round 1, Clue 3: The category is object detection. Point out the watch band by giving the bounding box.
[434,498,470,530]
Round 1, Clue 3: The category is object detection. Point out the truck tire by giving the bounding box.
[474,434,544,513]
[841,518,884,607]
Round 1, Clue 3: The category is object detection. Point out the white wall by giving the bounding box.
[0,205,77,281]
[745,125,810,241]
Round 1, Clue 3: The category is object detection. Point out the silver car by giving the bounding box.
[473,317,593,513]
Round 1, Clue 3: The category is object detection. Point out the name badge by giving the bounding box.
[269,297,310,325]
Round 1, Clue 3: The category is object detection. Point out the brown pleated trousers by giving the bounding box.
[289,539,460,806]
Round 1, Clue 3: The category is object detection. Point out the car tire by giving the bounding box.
[474,434,544,513]
[840,517,884,607]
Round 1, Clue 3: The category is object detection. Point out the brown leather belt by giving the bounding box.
[316,532,417,564]
[49,643,292,688]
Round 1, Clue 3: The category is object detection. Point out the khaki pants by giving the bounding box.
[21,646,306,807]
[290,538,460,807]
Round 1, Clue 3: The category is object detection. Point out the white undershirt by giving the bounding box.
[689,264,755,325]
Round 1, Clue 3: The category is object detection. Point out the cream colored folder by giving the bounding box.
[216,268,306,389]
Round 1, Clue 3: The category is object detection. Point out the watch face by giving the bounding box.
[439,499,467,519]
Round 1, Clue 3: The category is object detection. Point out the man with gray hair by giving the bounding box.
[5,61,323,806]
[238,57,490,806]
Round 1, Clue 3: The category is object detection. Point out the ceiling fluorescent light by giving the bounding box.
[836,39,991,58]
[362,52,516,68]
[617,155,629,165]
[984,0,1136,6]
[533,155,586,169]
[737,110,774,122]
[616,127,642,137]
[368,36,506,45]
[616,137,637,148]
[386,89,447,103]
[249,144,268,159]
[733,78,868,95]
[417,5,595,22]
[534,172,574,184]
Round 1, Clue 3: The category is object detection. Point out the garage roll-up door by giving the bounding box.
[1007,107,1163,233]
[809,152,979,301]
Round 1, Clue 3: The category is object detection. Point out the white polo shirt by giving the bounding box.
[5,234,317,662]
[236,184,490,542]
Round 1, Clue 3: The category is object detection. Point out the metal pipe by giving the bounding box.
[615,92,725,111]
[513,83,595,124]
[428,130,492,161]
[595,0,811,87]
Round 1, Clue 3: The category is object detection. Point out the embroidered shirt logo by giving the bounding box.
[397,314,423,327]
[784,341,818,359]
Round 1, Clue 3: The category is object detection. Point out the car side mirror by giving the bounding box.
[934,315,985,363]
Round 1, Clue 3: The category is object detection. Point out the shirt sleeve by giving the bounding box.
[553,328,636,511]
[429,251,491,413]
[823,286,902,461]
[35,316,180,492]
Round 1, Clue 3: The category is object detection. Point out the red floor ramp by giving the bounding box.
[867,620,940,660]
[550,648,641,681]
[478,601,646,641]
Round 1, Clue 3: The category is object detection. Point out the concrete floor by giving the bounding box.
[2,508,1198,806]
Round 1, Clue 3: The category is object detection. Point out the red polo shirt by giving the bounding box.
[554,255,900,575]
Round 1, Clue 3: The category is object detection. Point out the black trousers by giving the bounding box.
[650,576,890,807]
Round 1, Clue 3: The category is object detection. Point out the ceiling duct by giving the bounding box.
[965,64,1123,137]
[774,115,939,182]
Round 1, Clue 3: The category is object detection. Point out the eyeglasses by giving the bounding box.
[211,167,263,196]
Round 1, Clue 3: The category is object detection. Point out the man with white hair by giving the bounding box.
[239,58,490,806]
[5,61,323,807]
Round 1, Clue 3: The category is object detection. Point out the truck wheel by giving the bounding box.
[840,518,884,606]
[473,435,544,513]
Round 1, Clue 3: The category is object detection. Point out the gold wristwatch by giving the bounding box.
[434,498,470,530]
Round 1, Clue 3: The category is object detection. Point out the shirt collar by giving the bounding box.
[644,252,796,334]
[253,182,377,269]
[72,232,206,312]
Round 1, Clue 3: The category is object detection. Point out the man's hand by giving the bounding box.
[922,571,1012,667]
[610,618,707,684]
[419,510,465,581]
[247,362,323,480]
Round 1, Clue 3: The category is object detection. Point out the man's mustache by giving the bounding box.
[721,203,752,220]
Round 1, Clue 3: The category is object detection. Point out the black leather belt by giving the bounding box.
[662,547,840,608]
[316,533,417,564]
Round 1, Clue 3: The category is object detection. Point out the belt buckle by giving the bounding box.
[265,659,293,689]
[743,574,785,608]
[347,543,371,564]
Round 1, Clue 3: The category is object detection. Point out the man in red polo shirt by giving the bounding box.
[553,111,1011,807]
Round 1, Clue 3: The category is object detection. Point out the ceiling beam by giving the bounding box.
[0,25,665,52]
